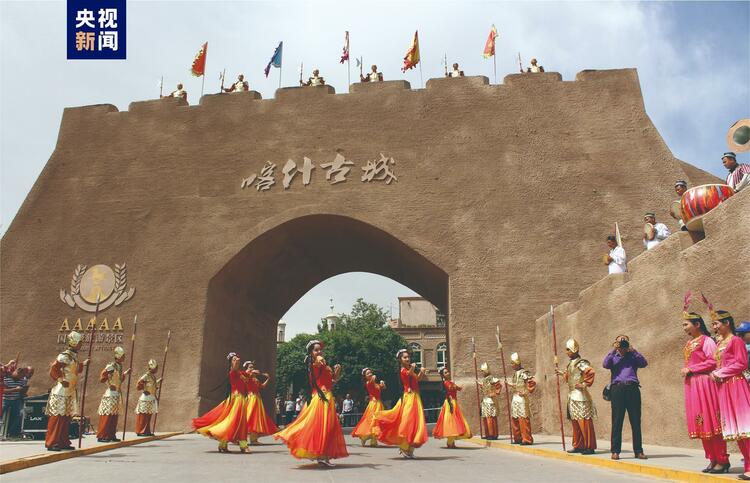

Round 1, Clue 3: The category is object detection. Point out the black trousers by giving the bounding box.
[610,383,643,454]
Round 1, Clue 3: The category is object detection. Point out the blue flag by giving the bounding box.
[264,41,283,77]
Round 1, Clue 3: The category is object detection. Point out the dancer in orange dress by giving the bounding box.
[243,361,278,445]
[193,352,249,453]
[274,340,348,467]
[351,367,386,447]
[433,366,472,448]
[373,348,429,458]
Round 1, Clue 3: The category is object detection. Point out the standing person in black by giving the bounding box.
[602,335,649,460]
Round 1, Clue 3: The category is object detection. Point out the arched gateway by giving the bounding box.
[0,69,718,431]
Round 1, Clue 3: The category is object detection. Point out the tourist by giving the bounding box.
[45,331,90,451]
[709,307,750,479]
[504,352,537,445]
[284,395,295,424]
[96,346,129,442]
[351,367,386,447]
[555,339,596,455]
[301,69,325,87]
[135,359,161,437]
[603,335,648,460]
[433,366,472,448]
[671,180,688,231]
[2,365,28,438]
[243,361,278,445]
[274,396,283,426]
[194,352,249,453]
[642,212,671,250]
[604,235,627,274]
[295,393,304,418]
[223,74,249,93]
[275,340,348,467]
[480,362,501,440]
[681,305,729,473]
[373,348,429,459]
[446,62,465,78]
[360,64,383,82]
[723,152,750,192]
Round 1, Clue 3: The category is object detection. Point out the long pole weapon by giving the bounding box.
[120,314,137,441]
[78,294,100,448]
[151,330,171,433]
[550,305,567,451]
[443,53,448,77]
[159,76,163,98]
[299,62,304,87]
[517,52,523,73]
[359,57,363,80]
[219,69,226,93]
[471,337,484,439]
[495,326,513,440]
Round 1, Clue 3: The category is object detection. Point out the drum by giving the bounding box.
[669,200,682,220]
[680,184,735,232]
[643,223,655,239]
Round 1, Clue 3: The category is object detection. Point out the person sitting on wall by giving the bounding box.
[603,235,627,274]
[223,74,250,93]
[162,83,187,102]
[671,180,688,231]
[642,212,670,250]
[722,152,750,192]
[301,69,325,87]
[524,58,545,73]
[360,65,384,82]
[446,63,464,78]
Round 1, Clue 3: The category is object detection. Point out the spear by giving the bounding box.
[151,330,171,433]
[121,314,137,441]
[495,326,513,441]
[550,305,567,451]
[471,337,484,439]
[78,294,100,448]
[219,69,226,93]
[517,52,524,73]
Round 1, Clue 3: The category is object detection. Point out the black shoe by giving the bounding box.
[520,442,532,446]
[581,449,595,455]
[60,445,75,450]
[738,474,750,481]
[709,463,731,474]
[47,446,61,452]
[567,448,583,454]
[110,438,121,442]
[702,462,716,473]
[97,438,109,443]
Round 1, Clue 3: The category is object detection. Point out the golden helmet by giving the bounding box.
[147,359,158,370]
[67,331,83,347]
[510,352,520,365]
[479,362,489,373]
[565,338,580,353]
[113,346,125,358]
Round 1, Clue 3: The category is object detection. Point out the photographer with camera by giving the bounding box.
[603,335,648,461]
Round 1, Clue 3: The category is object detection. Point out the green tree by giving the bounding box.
[276,299,407,405]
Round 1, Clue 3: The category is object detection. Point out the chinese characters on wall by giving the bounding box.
[241,153,398,192]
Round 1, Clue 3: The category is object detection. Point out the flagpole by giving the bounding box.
[347,57,351,92]
[493,54,497,84]
[419,61,424,88]
[279,63,282,89]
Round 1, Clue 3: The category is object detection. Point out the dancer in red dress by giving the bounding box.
[274,340,348,467]
[433,366,472,448]
[192,352,249,453]
[243,361,278,445]
[373,348,429,458]
[351,367,386,447]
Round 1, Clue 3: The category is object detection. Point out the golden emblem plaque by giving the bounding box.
[60,263,135,312]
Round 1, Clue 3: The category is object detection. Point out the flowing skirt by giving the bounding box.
[684,374,723,439]
[433,397,472,440]
[246,392,279,437]
[274,390,348,460]
[197,393,248,444]
[717,376,750,440]
[374,391,428,450]
[191,396,230,430]
[351,398,384,441]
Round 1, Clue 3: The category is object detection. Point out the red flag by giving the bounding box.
[483,25,498,59]
[401,31,420,72]
[340,31,349,64]
[191,42,208,77]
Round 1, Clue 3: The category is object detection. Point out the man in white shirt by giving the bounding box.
[604,235,627,274]
[342,394,354,413]
[360,65,383,82]
[642,212,671,250]
[723,152,750,192]
[525,58,545,73]
[446,63,464,78]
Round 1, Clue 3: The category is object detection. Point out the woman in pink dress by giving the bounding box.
[710,308,750,480]
[681,311,728,473]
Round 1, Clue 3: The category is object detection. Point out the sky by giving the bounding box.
[1,1,748,337]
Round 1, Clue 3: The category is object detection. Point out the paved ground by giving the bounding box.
[0,431,149,462]
[1,433,664,482]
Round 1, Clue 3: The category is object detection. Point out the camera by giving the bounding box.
[617,339,630,350]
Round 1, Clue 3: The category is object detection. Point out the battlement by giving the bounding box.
[65,68,643,118]
[531,189,750,448]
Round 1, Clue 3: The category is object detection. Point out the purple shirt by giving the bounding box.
[602,349,648,384]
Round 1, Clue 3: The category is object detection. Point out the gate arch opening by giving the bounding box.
[198,214,449,412]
